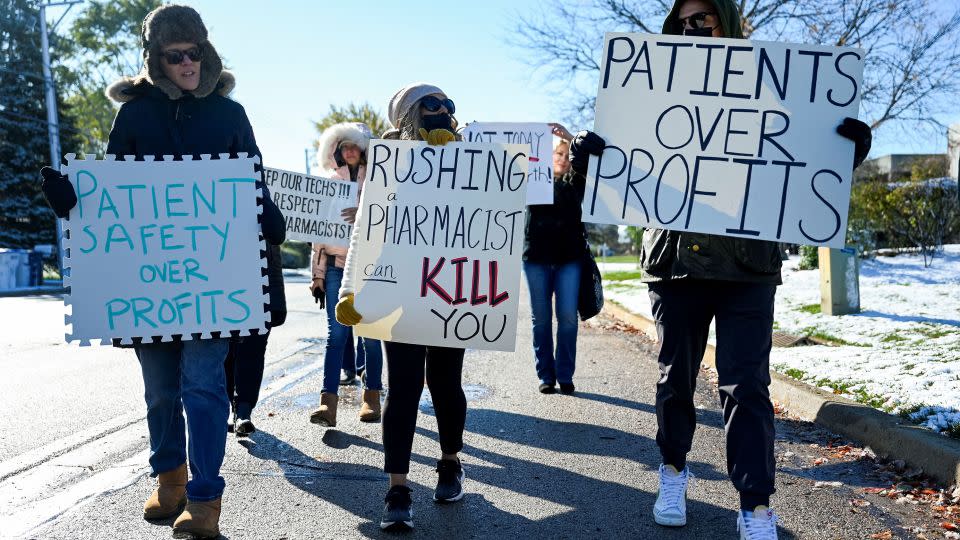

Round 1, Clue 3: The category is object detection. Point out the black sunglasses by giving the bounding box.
[678,11,716,29]
[420,95,456,115]
[162,47,203,65]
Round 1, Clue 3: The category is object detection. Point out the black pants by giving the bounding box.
[224,332,269,419]
[648,279,776,498]
[381,341,466,474]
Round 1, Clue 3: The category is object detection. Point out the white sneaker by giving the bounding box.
[653,464,692,527]
[737,506,779,540]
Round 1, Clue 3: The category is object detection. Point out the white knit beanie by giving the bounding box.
[387,82,446,128]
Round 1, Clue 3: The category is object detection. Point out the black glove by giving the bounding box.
[40,166,77,218]
[256,181,287,245]
[268,309,287,328]
[569,130,606,175]
[313,286,325,309]
[836,118,872,170]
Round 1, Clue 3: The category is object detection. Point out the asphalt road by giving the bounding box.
[0,271,940,539]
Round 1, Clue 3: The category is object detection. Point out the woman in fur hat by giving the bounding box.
[308,122,384,427]
[41,5,286,539]
[334,83,467,532]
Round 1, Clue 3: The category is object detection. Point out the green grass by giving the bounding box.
[914,325,957,339]
[783,368,807,380]
[800,327,871,347]
[601,270,644,282]
[881,333,908,343]
[798,303,822,315]
[595,255,640,264]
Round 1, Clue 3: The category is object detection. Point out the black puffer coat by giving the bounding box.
[523,171,586,264]
[639,0,782,285]
[106,72,288,323]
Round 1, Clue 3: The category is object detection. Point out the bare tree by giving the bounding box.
[513,0,960,141]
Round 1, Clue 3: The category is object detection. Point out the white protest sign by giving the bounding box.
[263,167,357,246]
[463,122,553,204]
[61,154,269,345]
[350,140,528,352]
[584,33,865,248]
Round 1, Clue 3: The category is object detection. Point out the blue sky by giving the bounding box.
[83,1,959,171]
[186,0,557,172]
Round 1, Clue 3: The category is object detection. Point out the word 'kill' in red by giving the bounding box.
[420,257,509,307]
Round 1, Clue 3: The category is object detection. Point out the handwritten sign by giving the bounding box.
[61,154,268,345]
[584,33,865,248]
[463,122,552,205]
[350,140,528,351]
[263,167,357,246]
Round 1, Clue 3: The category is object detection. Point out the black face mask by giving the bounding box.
[421,112,453,132]
[684,27,715,37]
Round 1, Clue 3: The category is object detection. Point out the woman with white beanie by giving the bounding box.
[308,122,384,426]
[335,82,467,532]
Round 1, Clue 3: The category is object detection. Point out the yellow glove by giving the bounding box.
[418,128,456,146]
[335,293,363,326]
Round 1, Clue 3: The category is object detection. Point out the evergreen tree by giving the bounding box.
[0,0,80,248]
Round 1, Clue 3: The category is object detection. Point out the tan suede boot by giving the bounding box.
[309,392,338,427]
[172,497,221,539]
[143,463,187,520]
[359,389,382,422]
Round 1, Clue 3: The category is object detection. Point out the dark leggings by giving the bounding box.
[224,332,269,419]
[382,341,466,474]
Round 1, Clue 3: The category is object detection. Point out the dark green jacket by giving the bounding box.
[640,0,782,285]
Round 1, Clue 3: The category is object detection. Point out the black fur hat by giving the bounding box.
[137,4,224,99]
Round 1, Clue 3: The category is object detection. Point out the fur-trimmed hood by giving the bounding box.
[316,122,373,173]
[106,70,236,104]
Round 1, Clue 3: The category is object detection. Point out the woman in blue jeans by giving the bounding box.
[309,122,383,427]
[523,125,585,395]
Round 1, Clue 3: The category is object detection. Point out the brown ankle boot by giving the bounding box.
[143,463,187,520]
[172,497,221,539]
[309,392,338,427]
[359,389,381,422]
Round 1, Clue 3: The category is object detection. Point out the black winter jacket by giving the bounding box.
[523,171,586,264]
[105,73,288,322]
[639,0,782,285]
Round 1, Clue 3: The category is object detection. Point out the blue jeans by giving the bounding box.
[342,332,366,375]
[136,338,229,501]
[323,266,383,393]
[524,260,581,385]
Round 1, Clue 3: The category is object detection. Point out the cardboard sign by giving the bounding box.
[463,123,553,204]
[584,33,865,247]
[350,140,528,351]
[263,167,357,246]
[61,154,269,345]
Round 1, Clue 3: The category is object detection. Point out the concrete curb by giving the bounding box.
[603,300,960,487]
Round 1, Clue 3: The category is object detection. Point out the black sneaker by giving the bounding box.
[559,382,575,395]
[339,370,357,385]
[538,383,556,394]
[434,459,465,503]
[380,485,414,531]
[235,417,256,437]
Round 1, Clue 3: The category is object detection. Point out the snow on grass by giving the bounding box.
[600,246,960,436]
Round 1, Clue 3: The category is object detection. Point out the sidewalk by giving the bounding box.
[31,298,931,539]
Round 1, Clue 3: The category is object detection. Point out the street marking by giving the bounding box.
[0,412,143,483]
[0,341,324,538]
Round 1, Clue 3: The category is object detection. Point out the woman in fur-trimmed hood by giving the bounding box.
[308,121,384,428]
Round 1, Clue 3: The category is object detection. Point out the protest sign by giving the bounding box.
[263,167,357,246]
[61,154,269,345]
[584,33,865,248]
[350,140,528,352]
[463,123,553,204]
